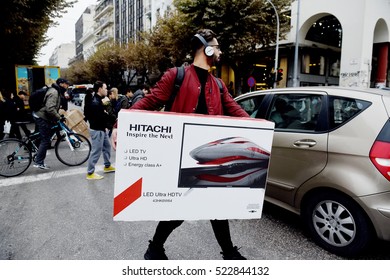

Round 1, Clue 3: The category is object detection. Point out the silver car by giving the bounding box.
[234,87,390,257]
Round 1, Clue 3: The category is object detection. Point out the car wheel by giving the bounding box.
[302,191,374,257]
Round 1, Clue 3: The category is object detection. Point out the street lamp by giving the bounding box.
[265,0,280,89]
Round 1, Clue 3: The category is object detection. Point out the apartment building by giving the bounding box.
[94,0,115,47]
[69,5,96,65]
[49,42,75,68]
[114,0,173,44]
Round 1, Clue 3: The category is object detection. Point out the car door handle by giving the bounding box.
[293,139,317,148]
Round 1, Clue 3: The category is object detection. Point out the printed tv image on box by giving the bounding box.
[178,123,271,189]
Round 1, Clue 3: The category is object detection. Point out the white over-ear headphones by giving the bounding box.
[194,34,214,57]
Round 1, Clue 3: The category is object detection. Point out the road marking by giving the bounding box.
[0,166,104,188]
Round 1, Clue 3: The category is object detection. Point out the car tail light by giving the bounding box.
[370,120,390,181]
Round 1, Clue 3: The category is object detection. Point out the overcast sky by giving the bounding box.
[37,0,98,65]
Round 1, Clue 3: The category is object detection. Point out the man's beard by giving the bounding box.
[213,55,221,66]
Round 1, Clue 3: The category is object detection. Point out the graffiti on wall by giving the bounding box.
[340,70,369,88]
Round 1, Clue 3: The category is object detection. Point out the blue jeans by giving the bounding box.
[34,117,52,165]
[87,129,112,174]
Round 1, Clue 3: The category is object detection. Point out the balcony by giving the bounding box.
[94,34,113,46]
[79,28,95,44]
[94,17,114,35]
[94,3,114,21]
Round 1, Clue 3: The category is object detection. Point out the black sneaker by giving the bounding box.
[144,240,168,260]
[221,246,247,260]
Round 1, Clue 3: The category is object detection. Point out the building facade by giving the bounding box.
[114,0,173,44]
[59,0,390,89]
[280,0,390,89]
[69,5,96,65]
[65,0,174,67]
[94,0,115,47]
[49,42,75,68]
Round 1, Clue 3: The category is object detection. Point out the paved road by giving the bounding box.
[1,134,389,260]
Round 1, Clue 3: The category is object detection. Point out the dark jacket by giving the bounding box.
[131,64,248,117]
[14,96,28,122]
[34,83,62,122]
[131,89,144,106]
[3,98,17,122]
[87,94,110,131]
[0,100,6,123]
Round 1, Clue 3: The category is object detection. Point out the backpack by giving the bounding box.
[29,86,49,112]
[115,95,128,114]
[165,66,224,111]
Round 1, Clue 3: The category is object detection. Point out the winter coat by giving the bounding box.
[87,94,110,131]
[131,89,144,106]
[131,64,248,117]
[34,83,62,122]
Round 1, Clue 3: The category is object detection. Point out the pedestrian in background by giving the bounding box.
[105,87,119,137]
[85,81,115,180]
[83,88,94,121]
[2,91,21,139]
[131,84,151,106]
[59,87,70,111]
[14,91,31,137]
[111,29,249,260]
[118,87,133,109]
[0,90,7,140]
[33,78,69,170]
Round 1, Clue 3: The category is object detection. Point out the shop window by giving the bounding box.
[301,54,325,76]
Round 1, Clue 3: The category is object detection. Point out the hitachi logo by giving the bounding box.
[129,124,172,133]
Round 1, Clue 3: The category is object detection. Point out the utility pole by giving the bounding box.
[292,0,301,87]
[266,0,279,89]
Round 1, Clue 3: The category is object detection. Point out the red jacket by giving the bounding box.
[131,64,249,117]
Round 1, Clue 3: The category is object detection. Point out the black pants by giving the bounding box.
[9,121,30,139]
[151,220,234,253]
[34,117,52,165]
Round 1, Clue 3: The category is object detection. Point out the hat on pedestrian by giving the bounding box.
[56,78,70,85]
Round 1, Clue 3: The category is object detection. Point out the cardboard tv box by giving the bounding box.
[113,110,274,221]
[60,109,90,139]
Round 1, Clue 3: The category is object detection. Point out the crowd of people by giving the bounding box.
[1,79,150,172]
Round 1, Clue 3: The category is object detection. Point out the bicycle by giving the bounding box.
[0,120,91,177]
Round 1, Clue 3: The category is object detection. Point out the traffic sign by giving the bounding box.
[247,76,256,88]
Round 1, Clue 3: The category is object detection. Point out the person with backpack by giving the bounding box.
[111,29,249,260]
[130,84,151,106]
[32,78,69,170]
[119,87,134,110]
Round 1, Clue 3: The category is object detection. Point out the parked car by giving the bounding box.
[69,84,92,106]
[234,86,390,257]
[72,93,85,107]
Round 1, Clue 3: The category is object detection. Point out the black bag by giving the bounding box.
[115,95,129,114]
[29,86,49,112]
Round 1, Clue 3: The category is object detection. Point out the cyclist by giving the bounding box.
[32,78,69,170]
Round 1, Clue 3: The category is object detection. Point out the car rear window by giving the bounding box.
[376,120,390,143]
[328,96,371,130]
